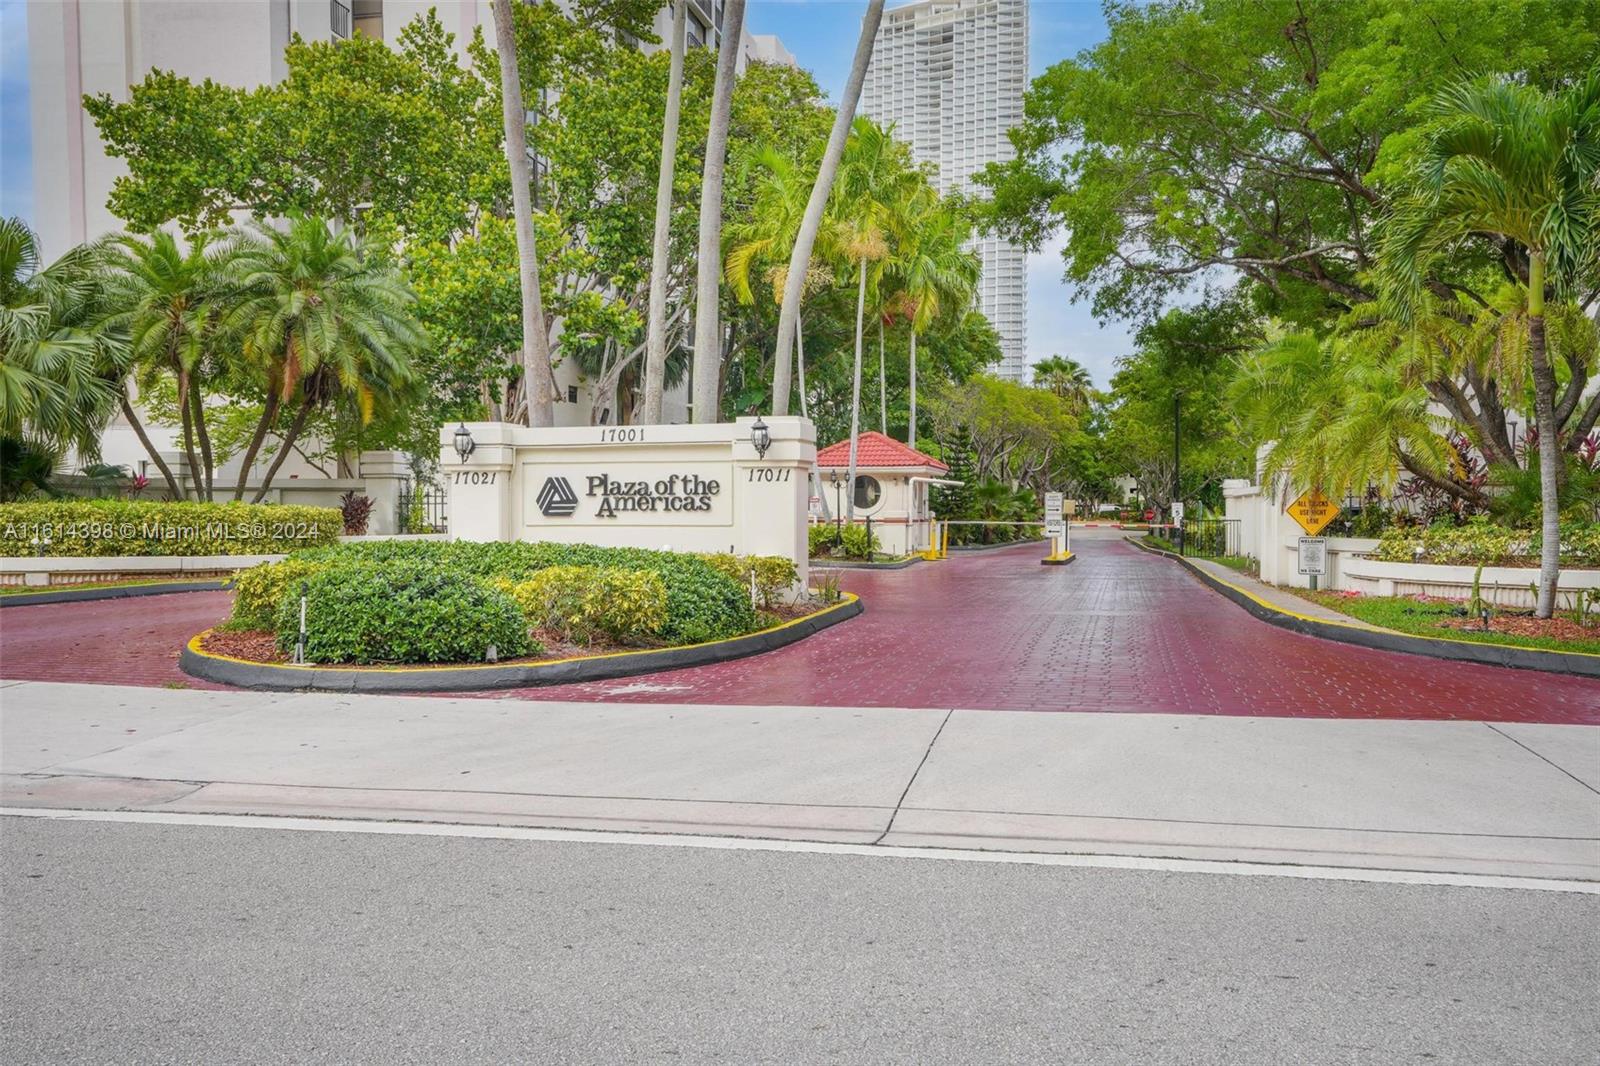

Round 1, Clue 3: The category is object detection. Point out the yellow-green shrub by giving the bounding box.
[228,558,331,630]
[499,566,667,645]
[695,552,799,607]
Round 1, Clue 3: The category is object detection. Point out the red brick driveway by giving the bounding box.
[1,536,1596,722]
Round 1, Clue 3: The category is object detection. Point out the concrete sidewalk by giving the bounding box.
[2,681,1596,881]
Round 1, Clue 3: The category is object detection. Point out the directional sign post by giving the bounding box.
[1044,492,1069,560]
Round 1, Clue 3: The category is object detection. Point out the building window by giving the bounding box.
[854,475,881,510]
[330,0,351,38]
[567,385,578,404]
[352,0,383,38]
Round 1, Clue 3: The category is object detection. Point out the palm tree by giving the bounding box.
[690,0,747,423]
[0,218,122,474]
[1381,67,1600,618]
[835,118,921,521]
[890,198,979,443]
[491,0,556,427]
[640,0,687,424]
[100,230,235,500]
[725,148,840,419]
[221,215,421,502]
[770,0,887,416]
[1033,355,1093,414]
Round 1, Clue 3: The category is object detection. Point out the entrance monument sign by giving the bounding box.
[440,417,816,582]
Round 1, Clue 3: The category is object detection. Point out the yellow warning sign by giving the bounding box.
[1286,489,1339,536]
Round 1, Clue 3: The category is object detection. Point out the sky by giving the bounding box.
[0,0,1132,385]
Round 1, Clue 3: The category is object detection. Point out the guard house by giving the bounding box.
[814,432,953,556]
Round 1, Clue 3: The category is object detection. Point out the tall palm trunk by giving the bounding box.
[492,0,555,428]
[175,367,204,502]
[770,0,886,414]
[691,0,746,423]
[908,330,917,445]
[796,311,808,419]
[878,316,886,435]
[641,0,686,424]
[232,390,281,501]
[1528,253,1560,619]
[120,390,183,501]
[249,399,313,504]
[845,260,867,522]
[187,379,214,501]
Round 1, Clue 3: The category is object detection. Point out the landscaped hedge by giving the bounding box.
[495,566,668,645]
[1370,520,1600,568]
[274,560,533,665]
[233,539,757,648]
[0,500,341,557]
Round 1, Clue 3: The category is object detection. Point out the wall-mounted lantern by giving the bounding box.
[750,415,771,460]
[452,422,476,463]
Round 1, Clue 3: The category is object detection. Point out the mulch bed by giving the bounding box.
[1435,614,1600,643]
[198,600,822,668]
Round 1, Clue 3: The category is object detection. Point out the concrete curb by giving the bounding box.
[811,556,922,570]
[180,594,864,693]
[0,579,231,608]
[1128,537,1600,679]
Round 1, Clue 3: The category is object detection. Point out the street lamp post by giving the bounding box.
[829,469,843,547]
[1173,391,1183,555]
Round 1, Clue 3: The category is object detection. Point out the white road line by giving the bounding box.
[5,806,1595,894]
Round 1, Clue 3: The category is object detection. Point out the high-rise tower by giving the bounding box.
[861,0,1029,380]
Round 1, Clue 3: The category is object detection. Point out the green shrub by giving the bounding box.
[497,566,667,645]
[839,523,878,560]
[0,499,340,557]
[808,523,877,560]
[291,539,754,643]
[808,524,841,558]
[276,561,533,665]
[699,552,748,586]
[228,558,331,630]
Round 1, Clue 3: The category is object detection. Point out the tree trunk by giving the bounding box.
[119,390,182,502]
[845,261,867,522]
[690,0,746,423]
[796,310,808,419]
[232,390,281,501]
[770,0,886,414]
[188,378,214,501]
[641,0,686,425]
[175,368,204,502]
[878,315,886,435]
[908,330,917,445]
[250,400,313,504]
[1527,253,1560,619]
[492,0,556,428]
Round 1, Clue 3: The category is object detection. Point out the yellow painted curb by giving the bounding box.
[186,592,862,674]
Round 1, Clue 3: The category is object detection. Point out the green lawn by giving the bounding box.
[1290,589,1600,656]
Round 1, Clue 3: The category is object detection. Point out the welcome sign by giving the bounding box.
[522,462,734,527]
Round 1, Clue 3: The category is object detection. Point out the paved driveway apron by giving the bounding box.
[1,537,1596,721]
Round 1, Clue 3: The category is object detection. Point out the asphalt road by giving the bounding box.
[2,818,1595,1065]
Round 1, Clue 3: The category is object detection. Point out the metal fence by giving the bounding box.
[397,481,448,534]
[1180,517,1242,559]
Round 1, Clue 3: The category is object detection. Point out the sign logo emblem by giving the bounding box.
[537,476,579,517]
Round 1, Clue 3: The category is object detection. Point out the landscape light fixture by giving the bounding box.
[452,422,476,463]
[750,415,771,460]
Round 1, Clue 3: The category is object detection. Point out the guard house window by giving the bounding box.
[330,0,351,38]
[567,385,578,404]
[853,475,881,510]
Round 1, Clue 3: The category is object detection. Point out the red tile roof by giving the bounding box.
[815,431,949,471]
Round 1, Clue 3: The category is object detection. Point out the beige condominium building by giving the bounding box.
[860,0,1029,381]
